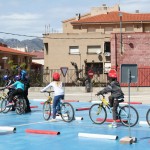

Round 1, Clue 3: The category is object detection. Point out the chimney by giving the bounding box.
[135,10,139,13]
[76,13,80,20]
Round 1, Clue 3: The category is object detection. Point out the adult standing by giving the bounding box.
[17,66,31,113]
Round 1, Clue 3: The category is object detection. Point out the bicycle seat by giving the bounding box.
[117,96,124,103]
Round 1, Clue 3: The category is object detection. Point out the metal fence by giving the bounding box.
[1,68,150,87]
[29,69,108,87]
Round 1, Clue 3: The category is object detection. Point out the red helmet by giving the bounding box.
[108,69,117,78]
[52,72,60,81]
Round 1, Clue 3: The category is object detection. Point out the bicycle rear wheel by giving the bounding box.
[43,101,51,120]
[146,109,150,126]
[119,105,139,127]
[15,98,26,115]
[60,102,75,122]
[89,104,107,124]
[1,99,10,113]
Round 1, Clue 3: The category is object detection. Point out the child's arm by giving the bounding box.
[40,83,52,92]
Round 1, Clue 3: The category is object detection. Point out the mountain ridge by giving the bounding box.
[0,38,44,52]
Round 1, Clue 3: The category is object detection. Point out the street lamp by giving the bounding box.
[119,12,123,54]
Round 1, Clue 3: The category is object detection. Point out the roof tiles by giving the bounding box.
[71,11,150,24]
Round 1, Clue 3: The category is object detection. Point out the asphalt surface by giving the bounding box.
[28,87,150,104]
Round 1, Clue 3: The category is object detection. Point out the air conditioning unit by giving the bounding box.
[104,52,111,56]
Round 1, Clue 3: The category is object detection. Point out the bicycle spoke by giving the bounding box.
[89,104,107,124]
[43,102,51,120]
[61,103,74,122]
[119,105,139,127]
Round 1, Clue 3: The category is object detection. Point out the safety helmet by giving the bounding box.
[108,69,117,78]
[52,72,60,81]
[3,75,9,80]
[15,75,21,81]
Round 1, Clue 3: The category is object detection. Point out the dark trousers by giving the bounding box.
[52,95,64,119]
[24,88,31,111]
[109,95,119,120]
[8,88,24,103]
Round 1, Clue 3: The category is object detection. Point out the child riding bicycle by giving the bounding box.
[6,75,25,108]
[40,72,64,122]
[96,69,124,128]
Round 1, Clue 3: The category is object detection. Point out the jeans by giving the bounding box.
[52,95,64,119]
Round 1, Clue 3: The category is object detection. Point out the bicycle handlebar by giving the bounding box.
[42,91,54,94]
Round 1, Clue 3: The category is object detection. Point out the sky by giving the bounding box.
[0,0,149,41]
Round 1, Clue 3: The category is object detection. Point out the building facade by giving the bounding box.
[43,4,150,84]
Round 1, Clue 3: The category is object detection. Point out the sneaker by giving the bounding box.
[56,111,61,116]
[6,102,13,107]
[50,118,57,122]
[108,122,117,128]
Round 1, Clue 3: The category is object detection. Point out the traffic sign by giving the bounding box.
[60,67,68,77]
[88,70,94,79]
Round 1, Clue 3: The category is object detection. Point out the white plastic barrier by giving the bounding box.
[139,121,148,126]
[0,126,16,132]
[78,132,118,140]
[56,116,83,120]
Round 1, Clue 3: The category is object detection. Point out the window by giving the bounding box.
[87,27,96,32]
[104,42,110,53]
[69,46,80,54]
[87,46,101,54]
[144,26,150,32]
[125,26,134,32]
[44,43,48,55]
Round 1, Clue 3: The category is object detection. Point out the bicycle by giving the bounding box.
[0,88,8,113]
[0,88,26,115]
[89,94,139,127]
[146,109,150,126]
[42,91,75,122]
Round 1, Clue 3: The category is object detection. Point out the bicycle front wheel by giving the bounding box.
[1,99,10,113]
[43,101,51,120]
[89,104,107,124]
[60,102,75,122]
[119,105,139,127]
[146,109,150,126]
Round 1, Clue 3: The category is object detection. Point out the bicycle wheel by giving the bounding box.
[15,98,26,115]
[60,102,75,122]
[43,101,51,120]
[1,99,10,113]
[119,105,139,127]
[89,104,107,124]
[146,109,150,126]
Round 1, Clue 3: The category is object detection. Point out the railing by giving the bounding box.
[1,67,150,87]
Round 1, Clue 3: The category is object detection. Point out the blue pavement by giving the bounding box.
[0,100,150,150]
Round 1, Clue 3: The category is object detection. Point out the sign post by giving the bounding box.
[120,64,138,144]
[87,70,94,101]
[60,67,68,99]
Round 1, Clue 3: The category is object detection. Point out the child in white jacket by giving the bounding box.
[41,72,64,121]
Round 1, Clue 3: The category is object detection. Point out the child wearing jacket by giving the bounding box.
[40,72,64,122]
[96,69,124,128]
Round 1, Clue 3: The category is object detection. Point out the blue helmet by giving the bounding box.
[15,75,21,81]
[3,75,9,80]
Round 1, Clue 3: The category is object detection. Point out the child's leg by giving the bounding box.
[108,95,114,107]
[113,100,119,121]
[52,96,61,119]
